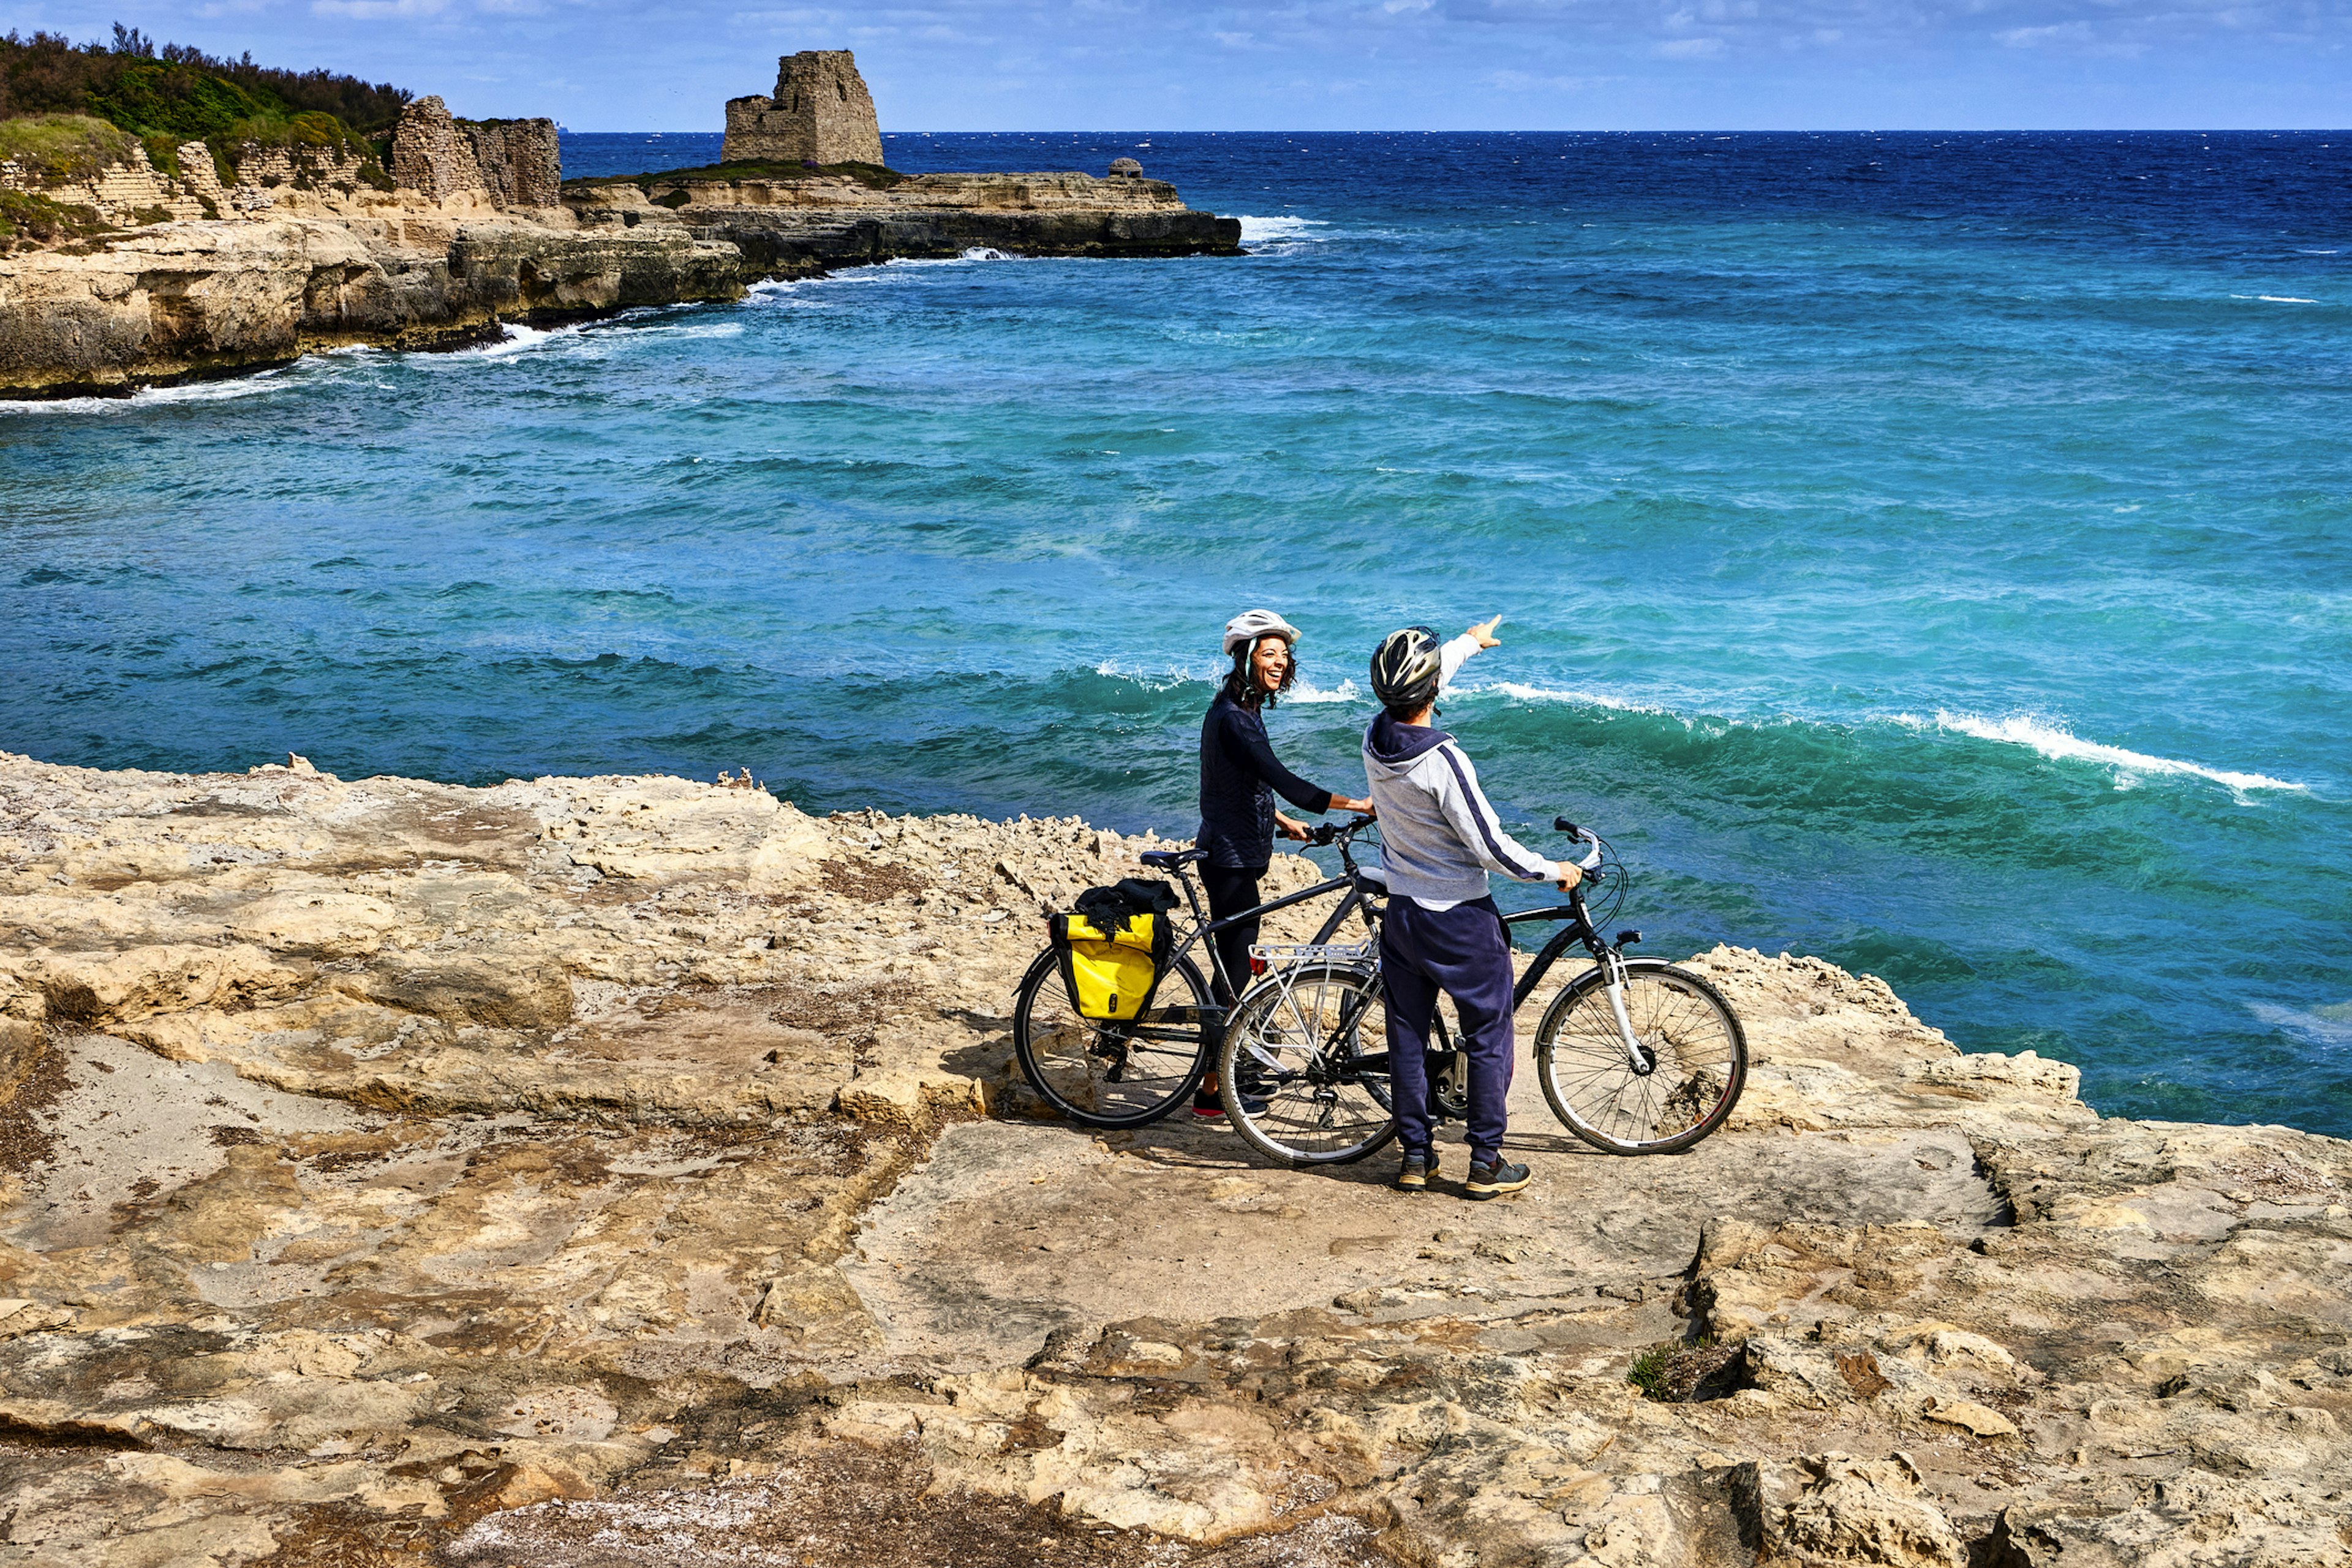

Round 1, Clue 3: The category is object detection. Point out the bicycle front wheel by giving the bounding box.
[1012,951,1215,1128]
[1534,959,1747,1155]
[1218,964,1398,1166]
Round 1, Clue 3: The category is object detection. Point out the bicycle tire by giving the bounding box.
[1218,963,1398,1166]
[1011,950,1215,1129]
[1534,959,1747,1155]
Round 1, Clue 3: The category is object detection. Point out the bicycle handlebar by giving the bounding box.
[1553,816,1605,872]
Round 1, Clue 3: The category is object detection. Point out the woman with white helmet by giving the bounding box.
[1194,610,1374,1114]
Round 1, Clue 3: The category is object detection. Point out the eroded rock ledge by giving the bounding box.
[1,148,1238,398]
[0,750,2345,1567]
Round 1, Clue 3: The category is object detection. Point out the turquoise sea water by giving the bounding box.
[3,131,2348,1133]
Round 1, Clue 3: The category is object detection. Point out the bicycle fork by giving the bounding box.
[1598,950,1656,1076]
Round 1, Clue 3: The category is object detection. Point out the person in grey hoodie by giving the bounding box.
[1362,617,1581,1199]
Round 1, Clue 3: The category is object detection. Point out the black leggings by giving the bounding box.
[1202,864,1264,1006]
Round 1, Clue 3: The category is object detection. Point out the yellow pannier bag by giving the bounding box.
[1050,910,1163,1021]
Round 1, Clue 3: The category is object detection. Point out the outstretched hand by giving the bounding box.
[1467,614,1503,649]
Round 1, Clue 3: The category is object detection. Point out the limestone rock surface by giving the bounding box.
[0,215,742,394]
[1,748,2346,1567]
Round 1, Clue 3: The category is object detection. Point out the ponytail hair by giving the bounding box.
[1222,636,1299,709]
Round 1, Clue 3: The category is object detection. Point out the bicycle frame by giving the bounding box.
[1502,897,1654,1075]
[1236,835,1654,1082]
[1163,867,1379,1009]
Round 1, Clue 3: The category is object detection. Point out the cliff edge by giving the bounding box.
[0,748,2345,1566]
[0,80,1241,398]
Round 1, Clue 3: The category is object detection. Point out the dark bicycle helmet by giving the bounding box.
[1369,625,1444,712]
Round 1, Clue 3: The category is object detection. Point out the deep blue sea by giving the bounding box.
[4,131,2348,1133]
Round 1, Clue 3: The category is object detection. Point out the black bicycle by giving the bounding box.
[1008,825,1383,1129]
[1216,818,1748,1164]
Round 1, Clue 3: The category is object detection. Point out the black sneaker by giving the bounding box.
[1463,1158,1531,1199]
[1396,1150,1437,1192]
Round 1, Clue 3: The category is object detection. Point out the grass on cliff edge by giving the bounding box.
[0,187,115,249]
[0,112,131,181]
[564,159,907,194]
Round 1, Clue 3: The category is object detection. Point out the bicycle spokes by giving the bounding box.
[1536,963,1746,1155]
[1218,963,1400,1165]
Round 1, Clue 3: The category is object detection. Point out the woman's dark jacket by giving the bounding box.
[1198,691,1335,870]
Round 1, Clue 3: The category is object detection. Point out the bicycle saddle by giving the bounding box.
[1140,847,1209,871]
[1354,864,1389,888]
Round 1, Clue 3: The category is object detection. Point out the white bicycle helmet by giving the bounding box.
[1223,609,1302,658]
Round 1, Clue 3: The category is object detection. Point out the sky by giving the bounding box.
[6,0,2346,130]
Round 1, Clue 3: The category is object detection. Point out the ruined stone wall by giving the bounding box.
[0,141,200,224]
[389,95,486,204]
[464,118,562,210]
[720,49,883,165]
[388,99,562,209]
[0,136,378,227]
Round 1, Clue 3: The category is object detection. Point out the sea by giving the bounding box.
[3,130,2347,1134]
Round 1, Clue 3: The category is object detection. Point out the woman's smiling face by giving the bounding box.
[1251,636,1292,693]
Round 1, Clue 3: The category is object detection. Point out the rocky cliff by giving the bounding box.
[0,215,743,394]
[0,748,2345,1567]
[571,165,1245,271]
[2,136,1237,397]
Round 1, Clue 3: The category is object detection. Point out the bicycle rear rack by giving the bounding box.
[1248,940,1377,970]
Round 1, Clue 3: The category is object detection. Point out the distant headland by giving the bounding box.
[0,40,1240,398]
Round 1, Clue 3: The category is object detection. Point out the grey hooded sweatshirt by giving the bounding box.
[1362,635,1563,908]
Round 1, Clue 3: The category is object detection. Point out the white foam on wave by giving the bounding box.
[2232,293,2321,304]
[2248,1000,2352,1050]
[1236,214,1330,246]
[961,247,1015,261]
[1481,681,1674,715]
[1093,659,1210,692]
[466,322,570,358]
[1287,678,1362,704]
[0,366,292,415]
[1929,712,2304,794]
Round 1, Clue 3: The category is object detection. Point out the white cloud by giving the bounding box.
[312,0,450,17]
[1996,20,2092,46]
[1656,34,1726,56]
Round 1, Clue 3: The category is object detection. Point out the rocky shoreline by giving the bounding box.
[0,748,2346,1566]
[0,97,1239,399]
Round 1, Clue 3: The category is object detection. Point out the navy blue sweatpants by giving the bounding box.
[1381,896,1517,1165]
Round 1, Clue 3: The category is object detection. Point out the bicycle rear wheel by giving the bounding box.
[1218,964,1398,1166]
[1012,950,1215,1128]
[1534,959,1746,1155]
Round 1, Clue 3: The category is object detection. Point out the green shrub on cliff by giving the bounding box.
[1,25,403,189]
[1,26,408,133]
[0,186,112,249]
[0,112,132,182]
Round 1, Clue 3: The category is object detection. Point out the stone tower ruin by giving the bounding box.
[723,51,884,167]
